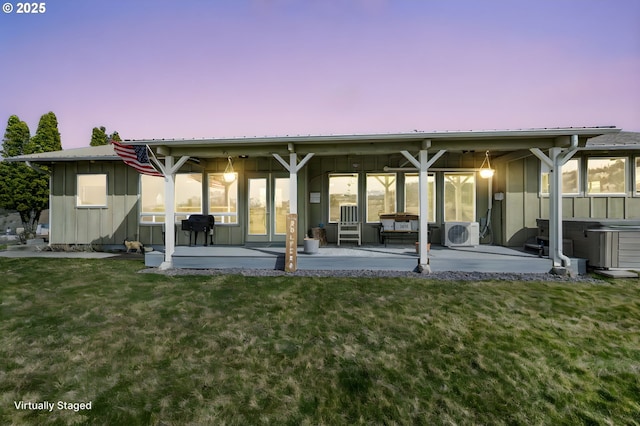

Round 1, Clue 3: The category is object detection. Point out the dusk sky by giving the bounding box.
[1,0,639,150]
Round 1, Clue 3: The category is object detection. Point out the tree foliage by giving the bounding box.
[28,112,62,154]
[0,112,61,238]
[91,126,108,146]
[1,115,30,158]
[91,126,121,146]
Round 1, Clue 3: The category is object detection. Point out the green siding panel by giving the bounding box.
[591,198,607,217]
[562,198,574,218]
[627,198,640,218]
[607,198,625,219]
[506,159,525,246]
[573,198,590,218]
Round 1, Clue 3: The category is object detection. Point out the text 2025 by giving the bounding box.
[16,2,46,13]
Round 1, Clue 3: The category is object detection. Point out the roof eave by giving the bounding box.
[126,127,621,147]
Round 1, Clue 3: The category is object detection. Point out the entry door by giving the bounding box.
[246,175,290,243]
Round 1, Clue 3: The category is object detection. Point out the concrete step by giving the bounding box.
[594,269,639,278]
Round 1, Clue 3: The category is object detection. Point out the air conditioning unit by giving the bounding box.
[444,222,480,247]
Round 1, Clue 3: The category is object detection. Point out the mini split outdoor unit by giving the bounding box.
[444,222,480,247]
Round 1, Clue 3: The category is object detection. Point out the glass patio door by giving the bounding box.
[247,175,290,243]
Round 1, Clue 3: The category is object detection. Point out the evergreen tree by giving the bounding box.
[27,111,62,154]
[110,131,122,142]
[0,112,60,239]
[90,126,121,146]
[90,126,108,146]
[0,115,30,158]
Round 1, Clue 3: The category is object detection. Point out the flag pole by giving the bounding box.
[146,145,166,177]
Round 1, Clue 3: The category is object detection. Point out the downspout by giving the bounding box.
[25,161,51,175]
[530,135,578,273]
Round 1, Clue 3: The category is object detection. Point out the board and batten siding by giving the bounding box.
[502,154,640,247]
[50,161,140,246]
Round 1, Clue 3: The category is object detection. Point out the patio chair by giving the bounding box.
[337,204,361,246]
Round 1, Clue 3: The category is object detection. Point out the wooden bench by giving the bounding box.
[380,230,419,247]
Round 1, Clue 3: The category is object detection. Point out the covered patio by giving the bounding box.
[9,126,633,277]
[147,244,554,274]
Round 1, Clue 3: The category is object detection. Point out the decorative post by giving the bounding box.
[156,153,191,270]
[418,149,430,273]
[530,135,578,274]
[401,143,446,273]
[274,147,314,273]
[160,155,175,270]
[285,214,298,272]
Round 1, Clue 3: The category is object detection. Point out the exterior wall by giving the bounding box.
[502,151,640,247]
[50,161,139,246]
[306,152,493,245]
[502,157,540,247]
[52,148,640,249]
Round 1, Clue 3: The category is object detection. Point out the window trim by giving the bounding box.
[586,156,628,196]
[328,173,359,224]
[403,173,436,223]
[208,172,239,226]
[635,157,640,196]
[76,173,108,208]
[139,173,205,225]
[365,172,397,223]
[443,171,476,222]
[539,157,582,197]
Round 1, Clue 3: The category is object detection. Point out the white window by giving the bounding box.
[404,173,436,222]
[140,175,165,223]
[541,158,580,195]
[274,177,290,234]
[366,173,396,223]
[209,173,238,225]
[636,157,640,195]
[587,157,627,195]
[444,172,475,222]
[175,174,202,221]
[140,173,203,223]
[329,174,358,223]
[76,174,107,207]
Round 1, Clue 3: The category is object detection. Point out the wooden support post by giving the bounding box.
[285,214,298,272]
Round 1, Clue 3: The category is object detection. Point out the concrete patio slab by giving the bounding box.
[171,244,554,274]
[0,244,558,274]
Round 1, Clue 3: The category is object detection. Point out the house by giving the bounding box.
[8,127,640,273]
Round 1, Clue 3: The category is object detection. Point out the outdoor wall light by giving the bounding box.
[223,156,236,183]
[479,150,495,179]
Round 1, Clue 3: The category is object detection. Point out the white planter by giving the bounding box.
[303,238,320,254]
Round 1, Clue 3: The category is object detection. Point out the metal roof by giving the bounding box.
[585,131,640,147]
[125,126,621,146]
[4,143,119,162]
[5,127,634,163]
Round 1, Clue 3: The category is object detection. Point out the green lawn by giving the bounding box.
[1,258,639,425]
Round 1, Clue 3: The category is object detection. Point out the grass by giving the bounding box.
[0,258,639,425]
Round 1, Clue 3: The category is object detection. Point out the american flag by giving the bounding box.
[112,140,163,177]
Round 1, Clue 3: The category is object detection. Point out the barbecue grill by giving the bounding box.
[181,214,215,246]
